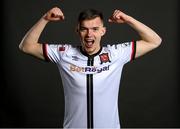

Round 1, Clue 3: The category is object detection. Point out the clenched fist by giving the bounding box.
[43,7,65,21]
[108,10,131,24]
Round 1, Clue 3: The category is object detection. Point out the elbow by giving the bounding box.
[19,42,27,53]
[156,36,162,47]
[19,41,32,54]
[19,43,24,51]
[153,36,162,49]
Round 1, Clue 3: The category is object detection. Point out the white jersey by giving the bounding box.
[43,41,136,128]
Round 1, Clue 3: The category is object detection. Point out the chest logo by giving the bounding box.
[99,53,111,64]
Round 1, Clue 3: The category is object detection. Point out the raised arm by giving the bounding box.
[19,7,65,60]
[109,10,162,58]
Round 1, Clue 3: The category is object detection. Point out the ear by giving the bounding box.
[101,27,106,36]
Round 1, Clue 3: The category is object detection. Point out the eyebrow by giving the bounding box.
[79,26,102,29]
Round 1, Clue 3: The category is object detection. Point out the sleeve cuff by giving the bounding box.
[42,44,50,62]
[130,40,136,61]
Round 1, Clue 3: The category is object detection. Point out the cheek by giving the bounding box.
[96,33,103,40]
[79,33,84,39]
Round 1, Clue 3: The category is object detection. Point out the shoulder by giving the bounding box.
[102,41,136,60]
[46,43,80,53]
[104,41,133,50]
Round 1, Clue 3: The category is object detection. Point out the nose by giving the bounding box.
[86,29,93,36]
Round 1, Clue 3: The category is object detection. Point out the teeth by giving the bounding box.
[85,38,93,41]
[86,40,93,42]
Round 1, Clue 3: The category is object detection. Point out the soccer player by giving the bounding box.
[19,7,162,128]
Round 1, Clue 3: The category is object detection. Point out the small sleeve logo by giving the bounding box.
[59,46,65,51]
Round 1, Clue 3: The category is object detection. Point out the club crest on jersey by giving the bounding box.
[99,53,111,64]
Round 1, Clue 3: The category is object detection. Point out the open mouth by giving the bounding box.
[84,39,95,48]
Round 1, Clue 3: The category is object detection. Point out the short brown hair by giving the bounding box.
[78,9,104,24]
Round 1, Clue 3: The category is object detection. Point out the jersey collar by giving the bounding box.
[80,46,102,58]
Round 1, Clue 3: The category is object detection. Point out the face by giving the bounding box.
[78,17,106,55]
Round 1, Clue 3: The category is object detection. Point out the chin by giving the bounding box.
[85,48,94,54]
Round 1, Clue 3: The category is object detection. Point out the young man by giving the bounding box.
[19,7,161,128]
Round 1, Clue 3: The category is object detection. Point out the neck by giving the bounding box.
[80,46,102,57]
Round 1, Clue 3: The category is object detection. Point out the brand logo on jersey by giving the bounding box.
[72,56,79,61]
[99,53,111,64]
[121,42,131,48]
[70,64,110,74]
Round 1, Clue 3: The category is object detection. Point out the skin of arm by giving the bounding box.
[19,7,64,60]
[20,8,162,60]
[108,10,162,58]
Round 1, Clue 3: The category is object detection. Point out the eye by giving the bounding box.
[79,27,87,32]
[93,27,99,31]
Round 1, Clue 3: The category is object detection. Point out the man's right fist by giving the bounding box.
[44,7,65,21]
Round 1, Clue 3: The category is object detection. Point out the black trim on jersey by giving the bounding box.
[131,41,136,61]
[87,57,94,128]
[42,44,50,62]
[80,46,102,128]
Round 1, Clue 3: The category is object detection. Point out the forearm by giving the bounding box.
[109,10,162,58]
[19,16,48,53]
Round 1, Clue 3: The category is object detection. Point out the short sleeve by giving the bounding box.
[108,41,136,64]
[42,44,70,63]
